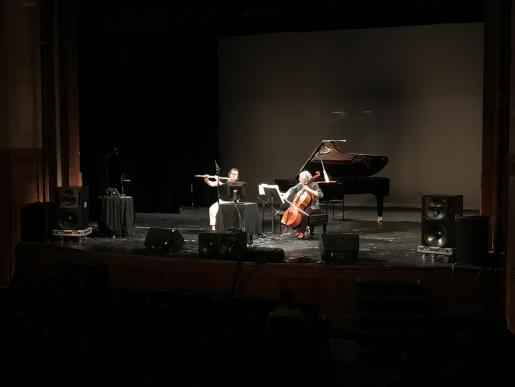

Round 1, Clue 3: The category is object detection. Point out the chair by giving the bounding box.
[308,212,328,236]
[274,211,328,237]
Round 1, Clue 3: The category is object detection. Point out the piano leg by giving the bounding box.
[375,194,384,223]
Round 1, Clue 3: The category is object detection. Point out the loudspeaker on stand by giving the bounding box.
[421,195,463,249]
[56,186,90,230]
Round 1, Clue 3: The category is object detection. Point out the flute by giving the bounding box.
[195,174,230,180]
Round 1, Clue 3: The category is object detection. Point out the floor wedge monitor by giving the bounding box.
[198,231,247,260]
[319,233,359,264]
[144,228,184,253]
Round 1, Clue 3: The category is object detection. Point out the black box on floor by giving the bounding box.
[244,247,285,263]
[456,215,489,266]
[21,202,57,242]
[145,228,184,253]
[319,233,359,264]
[198,231,247,260]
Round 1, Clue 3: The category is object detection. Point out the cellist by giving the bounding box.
[282,170,324,239]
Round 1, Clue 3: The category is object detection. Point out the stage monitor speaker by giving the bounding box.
[21,202,56,242]
[198,231,247,260]
[421,195,463,248]
[56,186,90,230]
[144,228,184,253]
[319,233,359,263]
[456,215,489,266]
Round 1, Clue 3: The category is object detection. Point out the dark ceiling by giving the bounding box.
[80,0,484,36]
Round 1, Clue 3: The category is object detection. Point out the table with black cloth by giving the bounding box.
[99,196,135,237]
[216,202,263,237]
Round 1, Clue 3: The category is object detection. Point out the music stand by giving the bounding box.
[219,181,247,203]
[260,185,285,234]
[218,181,247,234]
[228,181,247,202]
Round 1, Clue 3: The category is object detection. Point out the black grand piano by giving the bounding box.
[275,140,390,222]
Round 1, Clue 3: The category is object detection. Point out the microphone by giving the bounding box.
[215,160,220,173]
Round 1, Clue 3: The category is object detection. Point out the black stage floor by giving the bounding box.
[56,206,480,268]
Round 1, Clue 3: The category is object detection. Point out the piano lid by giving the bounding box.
[298,140,388,178]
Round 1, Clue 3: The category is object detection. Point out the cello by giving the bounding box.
[281,171,321,229]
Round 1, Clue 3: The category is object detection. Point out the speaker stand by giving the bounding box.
[416,245,455,263]
[52,227,93,241]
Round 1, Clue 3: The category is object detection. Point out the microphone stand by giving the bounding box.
[215,162,221,220]
[261,187,284,240]
[231,189,246,237]
[101,148,118,196]
[229,187,245,297]
[212,161,223,232]
[256,195,268,235]
[120,174,131,197]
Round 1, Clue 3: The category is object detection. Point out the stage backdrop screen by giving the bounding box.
[218,23,483,209]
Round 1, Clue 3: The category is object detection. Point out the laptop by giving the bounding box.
[107,187,121,197]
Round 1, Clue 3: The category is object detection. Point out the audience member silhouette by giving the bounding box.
[266,288,310,327]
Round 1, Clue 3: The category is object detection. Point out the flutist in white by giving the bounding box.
[200,167,239,230]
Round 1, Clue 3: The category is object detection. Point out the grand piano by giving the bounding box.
[275,140,390,222]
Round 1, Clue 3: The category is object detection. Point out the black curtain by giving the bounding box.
[78,3,218,217]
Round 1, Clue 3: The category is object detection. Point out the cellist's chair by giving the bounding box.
[275,211,328,236]
[307,212,329,236]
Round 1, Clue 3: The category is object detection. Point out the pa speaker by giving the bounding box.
[456,215,489,266]
[421,195,463,248]
[21,202,57,242]
[198,231,247,260]
[144,228,184,253]
[56,186,90,230]
[319,233,359,263]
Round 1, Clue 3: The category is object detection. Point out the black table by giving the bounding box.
[99,196,135,237]
[216,202,263,237]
